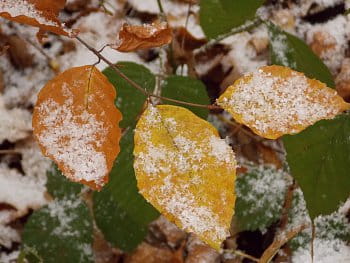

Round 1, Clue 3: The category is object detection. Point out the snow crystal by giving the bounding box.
[218,68,344,135]
[36,83,108,186]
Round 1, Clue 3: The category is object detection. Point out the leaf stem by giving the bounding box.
[75,36,220,110]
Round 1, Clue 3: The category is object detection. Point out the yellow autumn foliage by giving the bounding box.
[133,105,236,250]
[217,65,350,139]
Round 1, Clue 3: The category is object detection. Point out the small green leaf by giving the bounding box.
[284,114,350,219]
[103,62,155,128]
[93,128,159,252]
[46,165,83,200]
[267,22,335,88]
[161,75,210,119]
[200,0,264,39]
[22,199,94,263]
[235,165,289,232]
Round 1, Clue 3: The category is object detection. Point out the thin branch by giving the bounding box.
[195,17,263,54]
[233,250,260,262]
[0,149,20,154]
[75,36,219,110]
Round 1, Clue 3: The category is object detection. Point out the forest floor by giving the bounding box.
[0,0,350,262]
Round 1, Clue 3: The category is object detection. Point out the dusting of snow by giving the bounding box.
[218,67,345,136]
[47,198,83,237]
[0,0,59,27]
[292,239,350,263]
[36,83,108,186]
[134,105,236,245]
[0,164,47,213]
[0,95,32,143]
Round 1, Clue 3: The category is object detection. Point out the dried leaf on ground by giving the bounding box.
[32,66,122,190]
[134,105,236,250]
[217,65,350,139]
[0,0,75,38]
[112,22,173,52]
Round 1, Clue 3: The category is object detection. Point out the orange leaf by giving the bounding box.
[0,0,76,38]
[217,65,350,139]
[112,22,173,52]
[32,66,122,190]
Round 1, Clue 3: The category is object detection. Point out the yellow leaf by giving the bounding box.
[134,105,236,250]
[32,66,122,190]
[217,65,350,139]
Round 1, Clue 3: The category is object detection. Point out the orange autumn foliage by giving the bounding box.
[112,22,173,52]
[0,0,76,38]
[33,66,122,190]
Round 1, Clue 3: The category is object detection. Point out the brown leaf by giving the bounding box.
[112,22,173,52]
[6,35,34,69]
[259,224,308,263]
[0,0,77,38]
[124,242,177,263]
[32,66,122,190]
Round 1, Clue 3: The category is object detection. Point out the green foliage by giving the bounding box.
[268,22,349,218]
[103,62,155,128]
[200,0,264,39]
[235,165,289,232]
[93,128,159,252]
[267,22,335,88]
[284,114,350,219]
[162,75,210,119]
[22,199,93,263]
[46,165,83,200]
[21,165,93,263]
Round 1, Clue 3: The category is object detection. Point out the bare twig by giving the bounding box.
[75,36,220,110]
[233,250,260,262]
[195,17,263,54]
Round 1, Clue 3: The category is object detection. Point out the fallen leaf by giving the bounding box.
[0,0,75,38]
[112,22,172,52]
[32,66,122,190]
[259,224,308,263]
[217,65,350,139]
[134,105,236,250]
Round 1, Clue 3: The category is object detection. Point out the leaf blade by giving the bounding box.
[134,105,236,250]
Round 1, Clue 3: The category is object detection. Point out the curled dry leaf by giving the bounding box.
[134,105,236,250]
[217,65,350,139]
[32,66,122,190]
[0,0,75,38]
[112,22,173,52]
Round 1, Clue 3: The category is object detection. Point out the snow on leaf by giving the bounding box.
[217,65,350,139]
[133,104,236,250]
[111,22,173,52]
[32,66,122,190]
[0,0,76,39]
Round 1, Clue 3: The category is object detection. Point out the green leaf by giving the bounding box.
[235,165,289,232]
[200,0,264,39]
[103,62,155,128]
[93,128,159,252]
[161,75,210,119]
[284,114,350,219]
[46,165,83,200]
[22,199,94,263]
[267,22,335,88]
